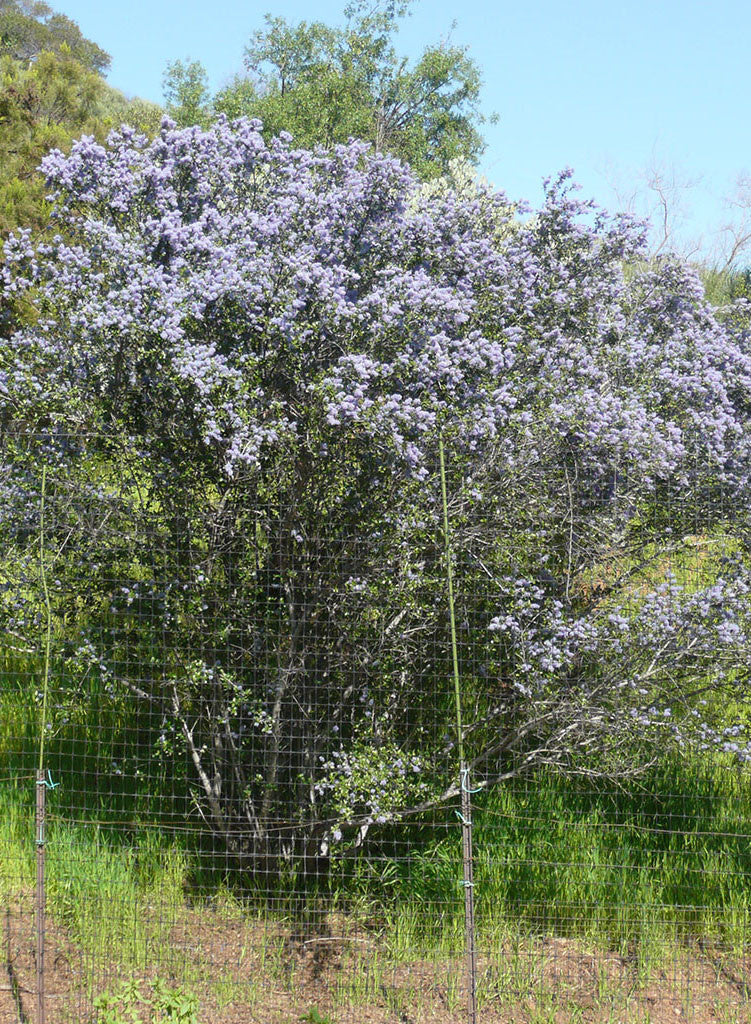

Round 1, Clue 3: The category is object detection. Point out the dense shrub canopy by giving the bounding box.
[4,118,751,481]
[3,118,751,868]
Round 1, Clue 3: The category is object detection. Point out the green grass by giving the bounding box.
[0,785,189,960]
[0,784,34,900]
[47,825,188,967]
[340,753,751,963]
[4,661,751,968]
[3,738,751,1017]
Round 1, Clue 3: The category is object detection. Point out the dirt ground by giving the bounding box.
[4,899,751,1024]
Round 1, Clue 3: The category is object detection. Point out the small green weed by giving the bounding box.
[151,979,200,1023]
[93,979,200,1024]
[299,1009,334,1024]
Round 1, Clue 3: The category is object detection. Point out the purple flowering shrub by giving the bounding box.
[480,556,751,772]
[4,119,751,482]
[2,117,751,868]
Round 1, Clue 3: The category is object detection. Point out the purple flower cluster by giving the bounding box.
[488,562,751,759]
[2,122,750,490]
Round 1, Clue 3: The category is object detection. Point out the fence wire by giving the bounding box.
[2,430,751,1023]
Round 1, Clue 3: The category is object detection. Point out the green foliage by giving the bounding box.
[300,1009,334,1024]
[94,979,200,1024]
[151,981,200,1024]
[0,49,161,235]
[322,742,431,824]
[700,264,751,308]
[162,57,211,128]
[210,0,489,178]
[0,0,110,72]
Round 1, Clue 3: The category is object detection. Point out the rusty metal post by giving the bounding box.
[35,771,46,1024]
[459,765,478,1024]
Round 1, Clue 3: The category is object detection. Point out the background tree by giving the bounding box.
[0,0,161,353]
[0,0,110,72]
[0,49,161,235]
[162,57,211,128]
[207,0,490,178]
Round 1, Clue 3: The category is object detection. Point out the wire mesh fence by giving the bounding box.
[2,429,751,1023]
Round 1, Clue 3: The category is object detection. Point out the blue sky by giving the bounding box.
[59,0,751,262]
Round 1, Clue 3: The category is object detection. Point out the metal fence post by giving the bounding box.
[460,763,478,1024]
[35,770,46,1024]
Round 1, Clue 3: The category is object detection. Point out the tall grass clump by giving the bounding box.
[46,824,190,970]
